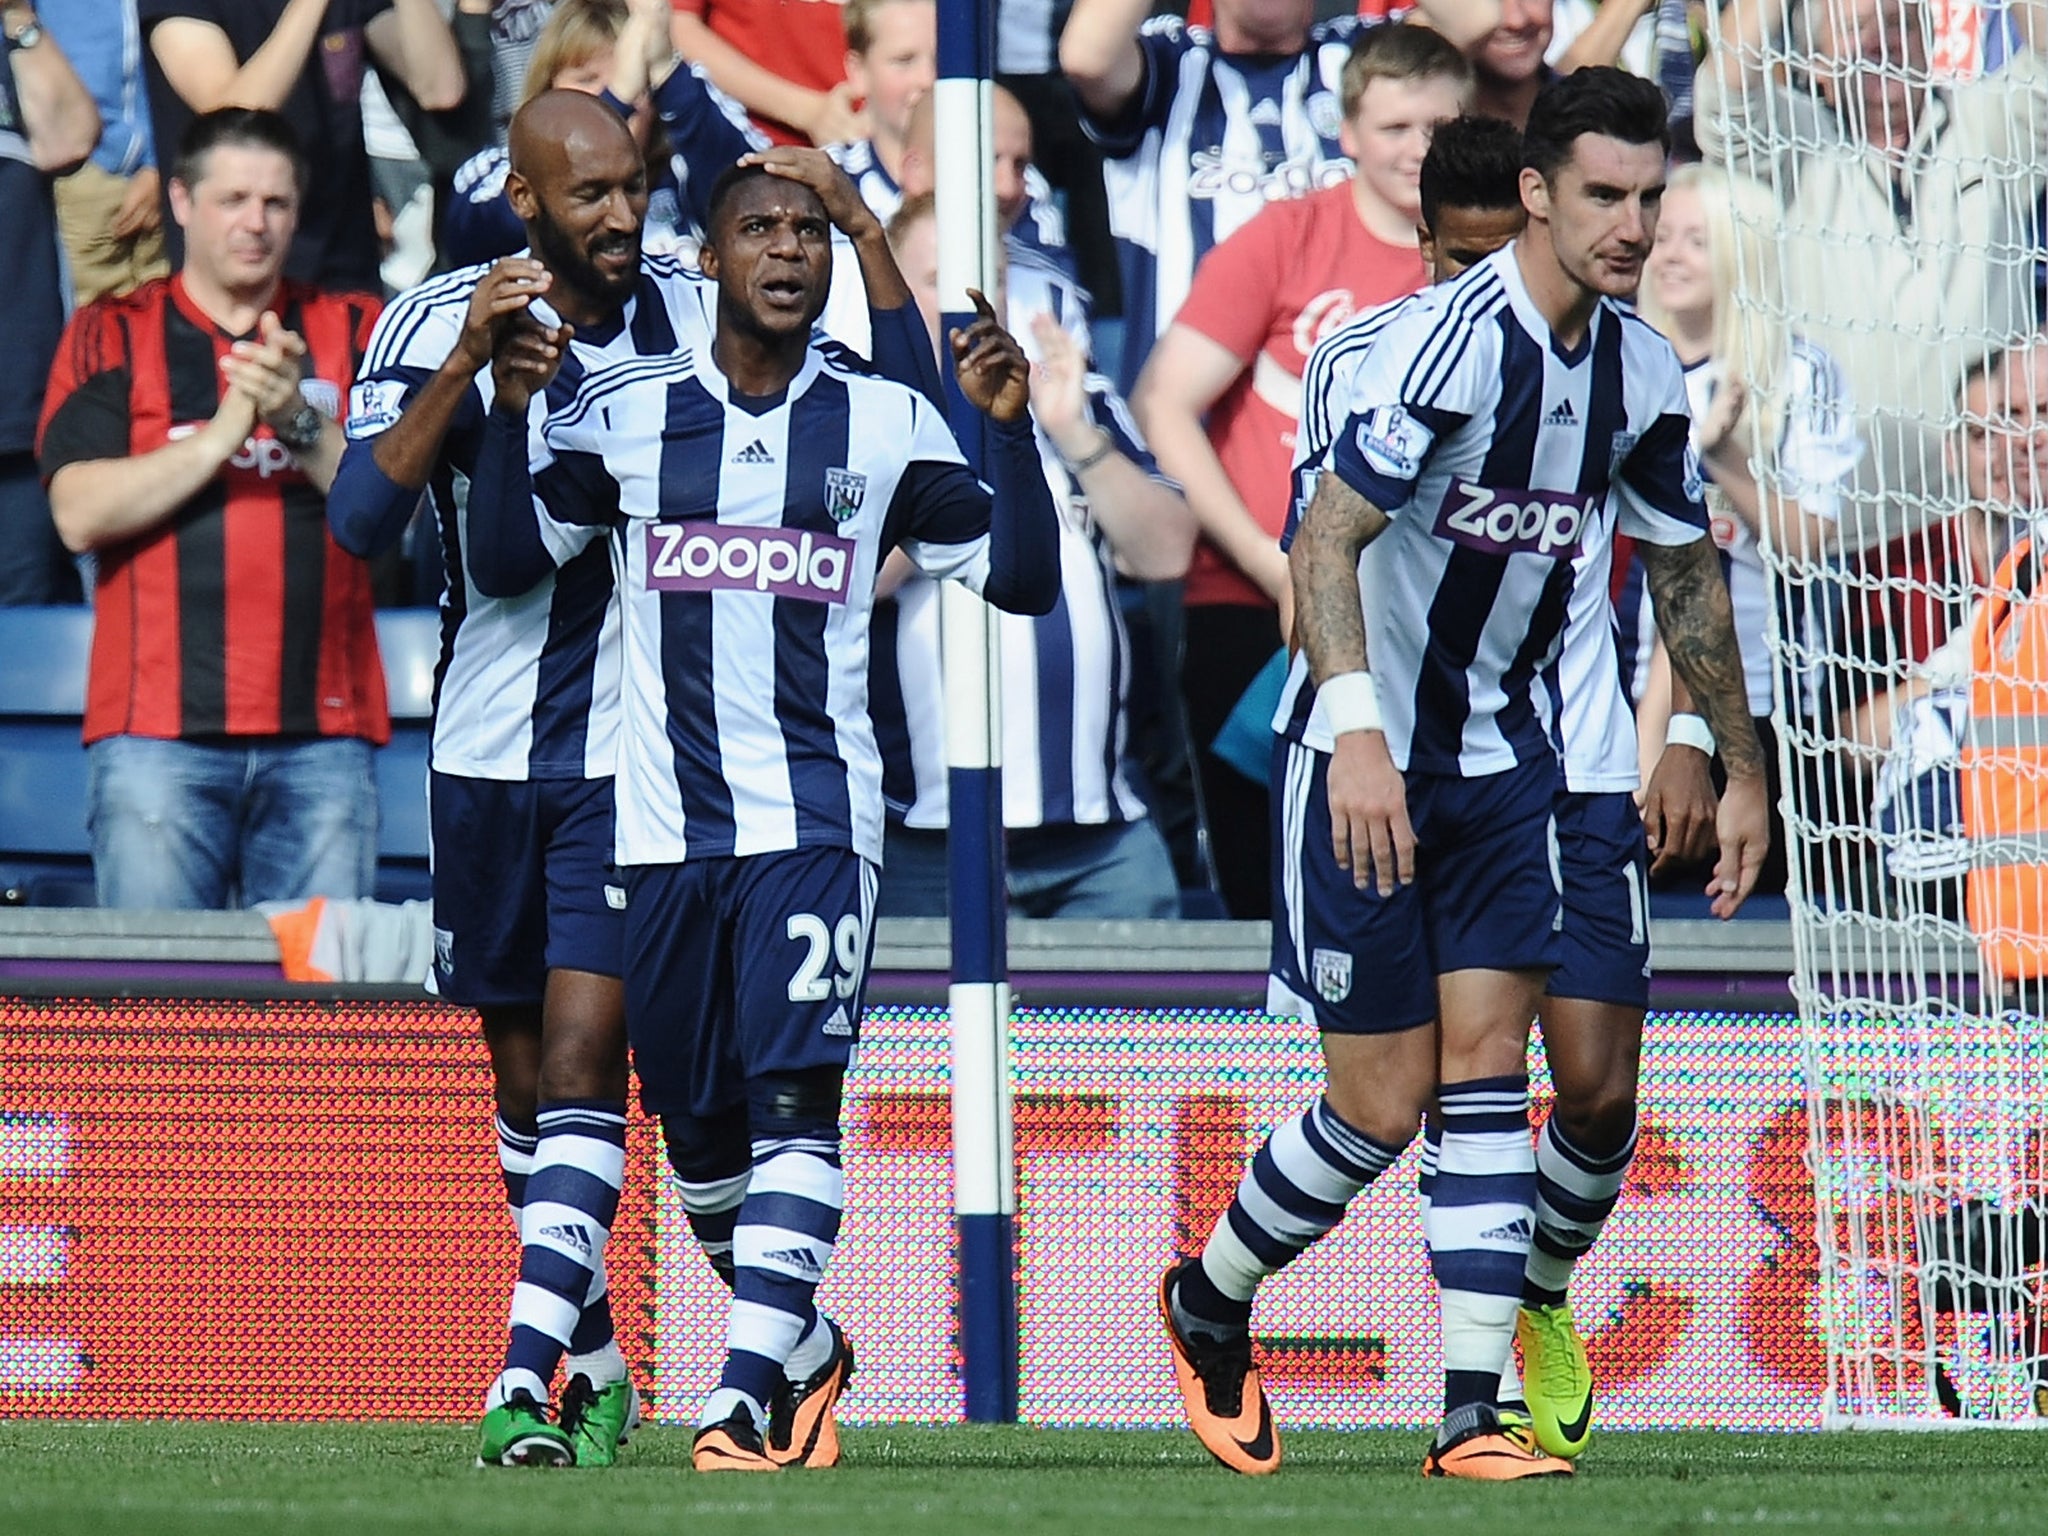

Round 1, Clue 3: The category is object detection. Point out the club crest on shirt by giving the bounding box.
[1608,429,1638,473]
[1311,946,1352,1004]
[824,466,867,523]
[1682,443,1706,503]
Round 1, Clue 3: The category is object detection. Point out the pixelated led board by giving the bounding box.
[0,995,1846,1426]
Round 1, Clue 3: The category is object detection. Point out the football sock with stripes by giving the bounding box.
[495,1111,537,1233]
[1523,1112,1637,1308]
[490,1099,627,1407]
[701,1130,844,1432]
[666,1112,835,1386]
[1173,1095,1403,1344]
[1424,1074,1535,1420]
[678,1169,749,1290]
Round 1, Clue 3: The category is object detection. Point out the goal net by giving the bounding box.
[1700,0,2048,1426]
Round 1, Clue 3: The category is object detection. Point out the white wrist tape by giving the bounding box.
[1320,671,1382,736]
[1665,713,1717,755]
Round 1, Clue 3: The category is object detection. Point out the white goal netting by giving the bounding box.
[1703,0,2048,1425]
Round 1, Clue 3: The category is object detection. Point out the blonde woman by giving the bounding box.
[1625,163,1864,893]
[444,0,761,266]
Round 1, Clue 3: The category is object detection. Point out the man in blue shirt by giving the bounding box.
[47,0,168,304]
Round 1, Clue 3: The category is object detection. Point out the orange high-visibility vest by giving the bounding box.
[1963,537,2048,983]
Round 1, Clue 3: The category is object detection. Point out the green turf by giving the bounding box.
[1,1421,2043,1536]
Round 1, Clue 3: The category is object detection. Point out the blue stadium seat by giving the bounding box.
[372,609,438,903]
[0,606,443,907]
[0,606,95,904]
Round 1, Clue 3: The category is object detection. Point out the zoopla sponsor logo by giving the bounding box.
[646,521,855,603]
[1433,480,1592,559]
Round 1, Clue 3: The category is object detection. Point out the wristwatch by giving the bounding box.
[274,403,325,453]
[5,16,44,51]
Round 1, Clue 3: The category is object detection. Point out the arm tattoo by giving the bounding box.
[1640,536,1767,778]
[1290,473,1390,685]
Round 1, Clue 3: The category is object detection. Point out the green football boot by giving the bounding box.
[1517,1302,1594,1459]
[477,1391,575,1468]
[560,1373,642,1469]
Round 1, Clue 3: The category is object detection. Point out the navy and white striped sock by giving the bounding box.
[1416,1118,1442,1221]
[491,1100,626,1407]
[1524,1114,1637,1308]
[495,1112,537,1233]
[701,1132,843,1432]
[1424,1075,1535,1416]
[677,1169,749,1290]
[1174,1096,1403,1341]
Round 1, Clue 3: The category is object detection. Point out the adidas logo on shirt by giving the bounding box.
[823,1005,852,1037]
[731,438,775,465]
[1479,1216,1535,1244]
[1543,400,1577,427]
[763,1244,826,1280]
[539,1221,594,1256]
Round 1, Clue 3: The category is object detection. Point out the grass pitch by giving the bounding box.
[2,1421,2042,1535]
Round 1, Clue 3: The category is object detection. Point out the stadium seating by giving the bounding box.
[0,606,438,907]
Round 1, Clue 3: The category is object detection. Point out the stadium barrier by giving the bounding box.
[0,914,1850,1429]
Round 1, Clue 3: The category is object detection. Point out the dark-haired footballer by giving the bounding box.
[1159,71,1768,1480]
[326,91,942,1471]
[464,156,1060,1472]
[1286,110,1724,1466]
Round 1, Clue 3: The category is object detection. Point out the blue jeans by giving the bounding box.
[879,817,1179,920]
[86,736,379,909]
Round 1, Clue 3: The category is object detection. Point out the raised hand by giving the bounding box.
[1028,313,1090,451]
[737,145,878,239]
[453,258,554,374]
[950,289,1030,425]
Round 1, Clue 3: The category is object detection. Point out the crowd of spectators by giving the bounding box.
[4,0,2046,920]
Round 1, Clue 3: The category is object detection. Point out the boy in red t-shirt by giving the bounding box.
[1130,22,1470,918]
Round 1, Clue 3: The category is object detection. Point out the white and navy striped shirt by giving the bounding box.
[1291,287,1655,793]
[828,136,1072,272]
[535,345,1002,865]
[873,253,1155,829]
[1079,14,1369,389]
[1275,246,1710,779]
[344,253,715,782]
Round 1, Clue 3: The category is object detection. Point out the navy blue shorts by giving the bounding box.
[1548,789,1652,1009]
[1268,741,1563,1035]
[428,772,623,1007]
[624,848,879,1119]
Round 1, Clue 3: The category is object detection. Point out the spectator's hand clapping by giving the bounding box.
[951,289,1031,424]
[455,258,555,375]
[219,313,315,436]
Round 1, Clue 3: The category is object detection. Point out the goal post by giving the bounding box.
[1701,0,2048,1426]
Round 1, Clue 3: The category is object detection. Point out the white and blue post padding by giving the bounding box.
[935,0,1018,1424]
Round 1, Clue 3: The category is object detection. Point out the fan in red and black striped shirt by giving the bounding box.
[36,106,389,909]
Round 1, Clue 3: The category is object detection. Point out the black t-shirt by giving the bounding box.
[0,54,65,456]
[139,0,393,291]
